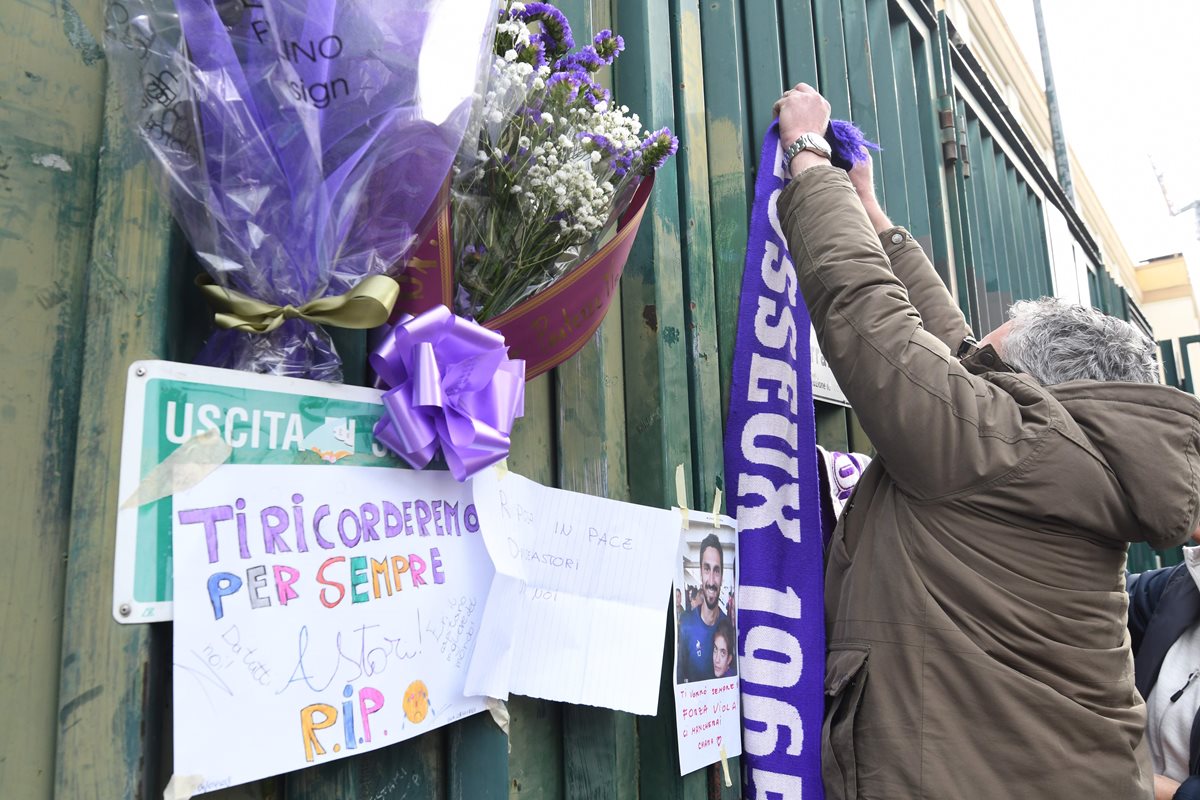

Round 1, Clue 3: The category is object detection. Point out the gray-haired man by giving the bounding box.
[774,82,1200,799]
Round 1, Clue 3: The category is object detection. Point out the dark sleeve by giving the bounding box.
[1128,565,1175,653]
[1173,776,1200,799]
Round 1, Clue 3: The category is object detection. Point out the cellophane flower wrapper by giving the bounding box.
[104,0,496,381]
[450,1,677,323]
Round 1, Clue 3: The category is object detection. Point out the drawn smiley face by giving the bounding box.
[403,680,430,724]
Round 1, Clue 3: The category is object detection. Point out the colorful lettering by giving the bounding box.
[207,571,243,620]
[317,557,346,608]
[349,556,369,603]
[300,703,337,762]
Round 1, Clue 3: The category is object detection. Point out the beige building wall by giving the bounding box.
[942,0,1145,304]
[1135,253,1200,343]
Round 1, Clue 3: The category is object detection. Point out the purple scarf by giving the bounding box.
[726,121,825,798]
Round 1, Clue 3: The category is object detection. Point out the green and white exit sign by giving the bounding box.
[113,360,403,623]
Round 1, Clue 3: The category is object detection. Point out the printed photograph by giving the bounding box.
[674,519,738,684]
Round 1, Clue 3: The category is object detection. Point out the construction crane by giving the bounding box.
[1152,157,1200,241]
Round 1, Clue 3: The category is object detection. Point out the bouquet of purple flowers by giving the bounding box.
[104,0,497,381]
[450,1,677,322]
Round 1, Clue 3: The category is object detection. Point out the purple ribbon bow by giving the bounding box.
[370,306,526,481]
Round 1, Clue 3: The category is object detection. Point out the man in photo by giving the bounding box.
[677,534,729,682]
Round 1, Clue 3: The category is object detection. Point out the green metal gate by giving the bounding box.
[3,1,1155,798]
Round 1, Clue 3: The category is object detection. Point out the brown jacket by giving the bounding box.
[779,166,1200,799]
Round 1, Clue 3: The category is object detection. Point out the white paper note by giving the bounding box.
[467,469,682,714]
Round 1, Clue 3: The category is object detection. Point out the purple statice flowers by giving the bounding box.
[513,2,575,59]
[639,128,679,175]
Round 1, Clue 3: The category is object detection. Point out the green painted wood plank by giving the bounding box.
[1029,190,1054,296]
[670,0,724,536]
[954,98,983,332]
[929,16,981,328]
[863,0,909,222]
[780,0,819,86]
[839,0,882,201]
[670,2,734,794]
[613,0,692,540]
[964,116,1003,331]
[1013,173,1036,301]
[507,695,565,800]
[555,318,640,800]
[52,64,169,800]
[813,0,852,118]
[1011,176,1037,302]
[699,0,750,425]
[1004,165,1034,302]
[448,715,510,800]
[552,3,643,797]
[1160,546,1185,568]
[287,736,444,800]
[327,328,367,387]
[1022,181,1042,300]
[509,375,557,488]
[907,25,953,288]
[614,1,701,798]
[889,19,935,257]
[504,375,563,798]
[814,402,850,453]
[563,704,642,800]
[698,4,751,792]
[508,5,610,800]
[740,0,786,179]
[983,145,1017,317]
[2,1,105,797]
[930,13,982,329]
[964,122,1003,328]
[1022,190,1043,298]
[1127,543,1160,574]
[847,408,873,456]
[1001,167,1025,308]
[458,102,562,800]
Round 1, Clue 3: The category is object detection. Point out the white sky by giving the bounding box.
[995,0,1200,262]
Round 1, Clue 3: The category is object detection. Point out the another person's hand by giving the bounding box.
[847,154,892,234]
[773,83,831,175]
[1156,774,1181,800]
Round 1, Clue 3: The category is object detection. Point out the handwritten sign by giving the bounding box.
[171,465,492,794]
[672,516,743,774]
[114,360,402,623]
[465,469,682,714]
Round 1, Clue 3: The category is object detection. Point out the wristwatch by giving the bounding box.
[783,132,832,169]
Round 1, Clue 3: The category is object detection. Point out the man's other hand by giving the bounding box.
[847,154,893,233]
[847,154,876,201]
